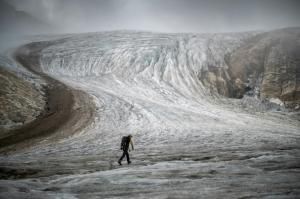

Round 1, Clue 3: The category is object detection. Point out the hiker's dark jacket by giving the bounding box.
[121,136,134,151]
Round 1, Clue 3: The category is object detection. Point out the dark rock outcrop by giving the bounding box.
[228,27,300,108]
[200,28,300,109]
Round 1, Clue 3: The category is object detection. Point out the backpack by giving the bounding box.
[120,136,129,150]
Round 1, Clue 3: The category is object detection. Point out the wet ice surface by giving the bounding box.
[1,31,299,198]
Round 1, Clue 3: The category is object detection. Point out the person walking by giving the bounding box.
[118,135,134,165]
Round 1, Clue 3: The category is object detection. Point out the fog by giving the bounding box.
[1,0,300,34]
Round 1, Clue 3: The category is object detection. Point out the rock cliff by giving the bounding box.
[199,28,300,109]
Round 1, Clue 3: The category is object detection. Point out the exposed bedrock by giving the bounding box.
[225,27,300,108]
[0,67,45,133]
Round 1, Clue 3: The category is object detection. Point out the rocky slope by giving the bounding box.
[0,55,46,133]
[197,28,300,110]
[228,27,300,108]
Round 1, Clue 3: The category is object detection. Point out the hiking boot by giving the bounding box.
[118,160,122,165]
[128,161,131,165]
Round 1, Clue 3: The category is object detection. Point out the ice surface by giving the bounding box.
[0,31,299,198]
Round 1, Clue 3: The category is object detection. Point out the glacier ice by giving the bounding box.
[0,30,299,198]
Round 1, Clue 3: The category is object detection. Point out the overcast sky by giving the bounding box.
[7,0,300,33]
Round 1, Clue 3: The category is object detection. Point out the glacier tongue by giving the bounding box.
[1,31,299,198]
[39,32,251,99]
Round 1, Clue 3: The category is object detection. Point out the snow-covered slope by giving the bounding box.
[0,30,299,198]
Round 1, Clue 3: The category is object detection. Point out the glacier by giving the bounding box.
[0,30,299,198]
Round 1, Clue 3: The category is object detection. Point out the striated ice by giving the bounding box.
[0,31,299,198]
